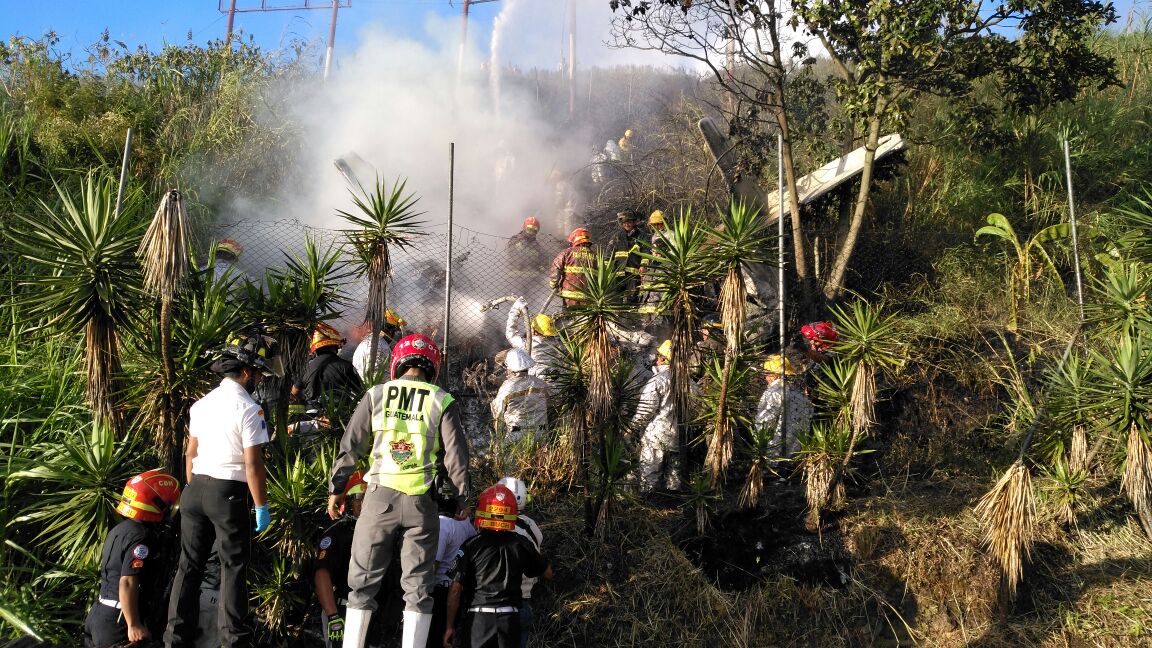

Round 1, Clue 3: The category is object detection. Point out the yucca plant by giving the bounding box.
[547,331,594,529]
[251,551,308,638]
[9,171,147,433]
[1082,261,1152,340]
[338,176,426,378]
[684,469,720,535]
[703,200,773,480]
[1078,331,1152,539]
[829,299,904,468]
[697,353,757,487]
[265,450,331,563]
[1043,458,1087,528]
[798,420,854,530]
[8,416,146,571]
[975,460,1036,601]
[640,210,715,489]
[565,252,630,418]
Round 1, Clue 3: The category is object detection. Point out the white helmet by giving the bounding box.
[504,349,535,372]
[497,476,529,510]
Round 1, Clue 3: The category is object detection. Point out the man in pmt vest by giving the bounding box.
[327,333,471,648]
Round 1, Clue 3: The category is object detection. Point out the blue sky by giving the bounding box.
[3,0,1147,69]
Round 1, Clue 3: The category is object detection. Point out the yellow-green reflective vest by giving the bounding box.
[365,379,455,495]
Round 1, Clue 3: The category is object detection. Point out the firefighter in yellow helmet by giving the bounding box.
[631,340,698,492]
[291,322,363,426]
[638,210,670,322]
[755,354,814,461]
[352,309,407,382]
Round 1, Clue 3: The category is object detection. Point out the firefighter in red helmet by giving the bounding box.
[327,333,471,648]
[548,227,596,307]
[444,484,552,648]
[506,216,549,274]
[85,470,181,647]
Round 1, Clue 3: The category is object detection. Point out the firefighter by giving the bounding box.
[496,477,544,648]
[444,484,552,648]
[548,227,596,308]
[328,333,471,648]
[608,211,644,304]
[506,217,548,273]
[638,211,668,324]
[490,350,550,448]
[209,238,245,284]
[314,470,400,648]
[800,321,839,364]
[291,322,363,431]
[618,129,635,156]
[85,470,181,648]
[353,309,407,382]
[632,340,696,493]
[165,332,282,648]
[428,490,476,648]
[755,354,814,462]
[504,299,560,381]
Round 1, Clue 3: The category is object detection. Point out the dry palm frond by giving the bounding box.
[802,453,841,529]
[738,459,764,508]
[138,190,191,299]
[718,266,745,357]
[705,413,734,485]
[975,461,1036,600]
[583,327,614,418]
[86,319,122,432]
[849,361,876,435]
[1070,424,1088,474]
[1120,424,1152,540]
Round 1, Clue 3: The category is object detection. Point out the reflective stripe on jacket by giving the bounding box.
[549,243,596,300]
[364,379,453,494]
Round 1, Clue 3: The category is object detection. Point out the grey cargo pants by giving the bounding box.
[347,483,440,614]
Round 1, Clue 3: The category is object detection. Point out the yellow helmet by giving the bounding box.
[532,313,557,337]
[657,339,673,360]
[624,129,634,138]
[649,210,666,226]
[762,354,795,375]
[385,309,407,327]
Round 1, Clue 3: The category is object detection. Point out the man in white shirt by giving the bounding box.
[164,333,282,648]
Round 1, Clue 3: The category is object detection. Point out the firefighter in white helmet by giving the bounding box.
[327,333,471,648]
[497,477,544,648]
[491,350,551,448]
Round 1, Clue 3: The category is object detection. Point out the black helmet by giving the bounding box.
[219,332,283,377]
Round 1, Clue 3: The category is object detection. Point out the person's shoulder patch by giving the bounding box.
[130,559,144,569]
[318,550,327,560]
[131,544,149,560]
[319,536,332,550]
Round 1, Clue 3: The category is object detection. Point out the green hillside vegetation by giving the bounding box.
[1,17,1151,646]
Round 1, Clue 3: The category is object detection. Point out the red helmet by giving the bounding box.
[567,227,590,245]
[390,333,442,381]
[474,484,518,532]
[340,470,367,515]
[523,216,540,231]
[801,321,839,353]
[116,470,181,523]
[309,322,344,353]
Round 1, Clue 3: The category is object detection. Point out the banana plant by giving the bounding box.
[974,212,1070,330]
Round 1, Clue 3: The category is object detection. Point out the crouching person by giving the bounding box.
[444,484,552,648]
[85,470,181,648]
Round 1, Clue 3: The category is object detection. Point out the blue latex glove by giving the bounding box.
[254,504,271,533]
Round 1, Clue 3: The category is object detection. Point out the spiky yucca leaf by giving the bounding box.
[698,355,756,485]
[1044,457,1086,528]
[566,252,629,418]
[798,420,853,527]
[975,461,1036,601]
[1121,424,1152,540]
[338,175,426,376]
[706,199,773,356]
[10,171,146,431]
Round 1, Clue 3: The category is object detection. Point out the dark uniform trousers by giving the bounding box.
[84,604,127,648]
[165,475,253,648]
[461,611,520,648]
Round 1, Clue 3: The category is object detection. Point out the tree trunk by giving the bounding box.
[825,112,884,300]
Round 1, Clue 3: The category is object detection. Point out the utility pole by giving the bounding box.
[568,0,576,118]
[224,0,238,48]
[456,0,500,83]
[324,0,340,80]
[218,0,351,76]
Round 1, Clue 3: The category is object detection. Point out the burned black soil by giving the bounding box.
[678,484,852,592]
